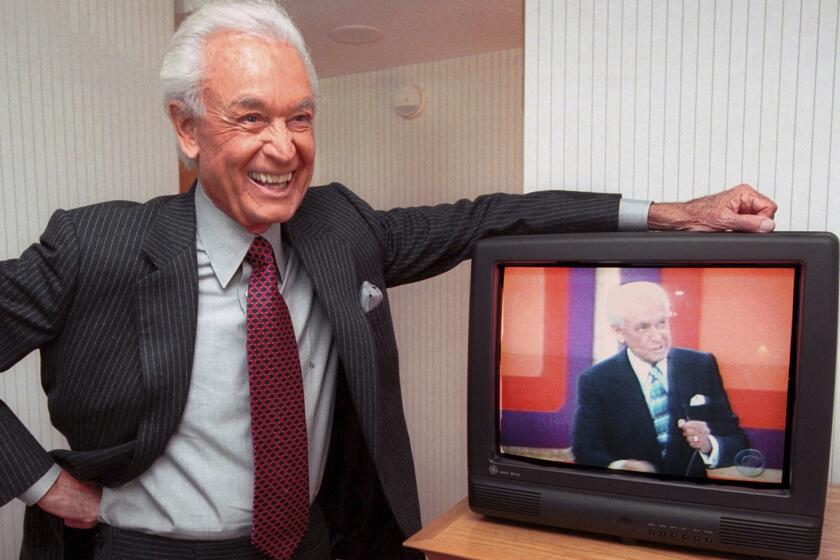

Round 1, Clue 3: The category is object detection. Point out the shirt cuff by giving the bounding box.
[617,198,652,231]
[18,463,62,505]
[699,435,720,468]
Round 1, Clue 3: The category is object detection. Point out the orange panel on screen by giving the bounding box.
[697,268,795,430]
[660,268,703,349]
[500,267,569,412]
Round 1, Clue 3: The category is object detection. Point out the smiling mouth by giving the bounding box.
[247,171,292,188]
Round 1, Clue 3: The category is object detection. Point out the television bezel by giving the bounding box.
[468,232,837,522]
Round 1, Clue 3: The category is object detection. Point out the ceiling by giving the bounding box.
[177,0,524,78]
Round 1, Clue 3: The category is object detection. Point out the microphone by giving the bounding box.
[682,394,711,476]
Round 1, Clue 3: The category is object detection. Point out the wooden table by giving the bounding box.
[405,485,840,559]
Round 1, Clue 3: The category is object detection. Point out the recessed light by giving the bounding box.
[328,24,383,45]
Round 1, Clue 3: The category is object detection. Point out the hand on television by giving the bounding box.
[678,418,712,454]
[647,184,777,232]
[36,468,101,528]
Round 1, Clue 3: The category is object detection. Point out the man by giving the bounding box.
[572,281,748,477]
[0,1,775,559]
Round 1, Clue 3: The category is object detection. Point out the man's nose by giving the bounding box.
[649,326,668,342]
[261,122,296,161]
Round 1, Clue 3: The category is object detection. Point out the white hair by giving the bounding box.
[160,0,318,167]
[606,281,670,328]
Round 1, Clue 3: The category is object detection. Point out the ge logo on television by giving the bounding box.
[489,465,499,475]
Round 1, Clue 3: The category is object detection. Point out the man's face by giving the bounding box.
[613,301,672,364]
[182,32,316,233]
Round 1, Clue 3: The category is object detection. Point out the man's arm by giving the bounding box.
[365,188,622,288]
[0,210,80,504]
[676,353,749,468]
[337,183,775,288]
[702,356,749,467]
[0,210,103,529]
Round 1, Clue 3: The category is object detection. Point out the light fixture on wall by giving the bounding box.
[393,85,425,119]
[328,24,383,45]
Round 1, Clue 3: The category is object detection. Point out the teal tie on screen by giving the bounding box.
[649,366,670,456]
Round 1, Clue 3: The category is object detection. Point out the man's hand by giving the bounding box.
[677,419,712,454]
[36,469,102,528]
[648,184,777,232]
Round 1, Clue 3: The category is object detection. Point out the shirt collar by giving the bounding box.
[195,182,284,288]
[626,347,669,390]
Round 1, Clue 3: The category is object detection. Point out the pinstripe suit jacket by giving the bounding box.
[0,183,620,559]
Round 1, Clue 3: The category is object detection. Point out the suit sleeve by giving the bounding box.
[0,209,79,503]
[703,355,749,467]
[336,187,621,288]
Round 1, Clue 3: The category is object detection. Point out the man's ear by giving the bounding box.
[168,101,199,160]
[611,325,626,345]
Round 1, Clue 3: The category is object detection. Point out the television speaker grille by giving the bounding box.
[719,517,821,556]
[470,481,541,517]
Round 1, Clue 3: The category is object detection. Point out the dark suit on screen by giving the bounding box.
[572,348,747,477]
[0,183,620,559]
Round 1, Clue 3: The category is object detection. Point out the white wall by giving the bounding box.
[523,0,840,482]
[311,48,524,524]
[0,1,176,557]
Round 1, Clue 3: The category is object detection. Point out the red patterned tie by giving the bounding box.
[245,236,309,560]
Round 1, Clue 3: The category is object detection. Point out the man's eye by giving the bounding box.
[242,114,261,123]
[290,114,313,125]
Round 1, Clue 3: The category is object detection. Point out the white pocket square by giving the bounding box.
[689,394,708,406]
[359,281,383,313]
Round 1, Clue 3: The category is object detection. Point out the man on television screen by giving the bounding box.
[572,281,748,477]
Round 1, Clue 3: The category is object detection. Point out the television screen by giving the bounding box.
[467,232,838,560]
[497,265,796,488]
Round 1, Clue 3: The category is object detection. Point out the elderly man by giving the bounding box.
[0,1,774,559]
[572,281,748,478]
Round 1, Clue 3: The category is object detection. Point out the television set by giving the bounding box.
[467,232,838,559]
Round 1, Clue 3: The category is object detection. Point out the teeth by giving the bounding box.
[248,171,292,185]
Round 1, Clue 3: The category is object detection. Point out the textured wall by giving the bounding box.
[523,0,840,481]
[0,1,176,557]
[311,48,524,524]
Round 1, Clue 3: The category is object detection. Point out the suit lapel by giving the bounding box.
[121,191,198,484]
[616,352,659,445]
[284,210,381,458]
[666,351,692,420]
